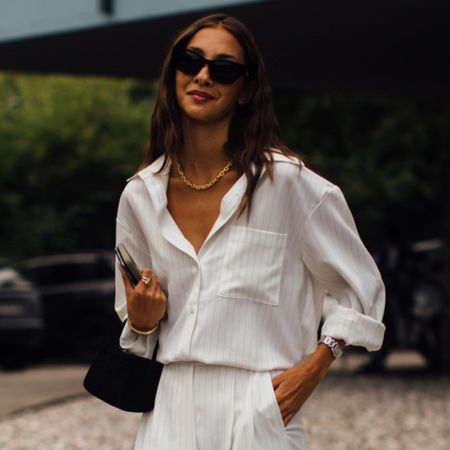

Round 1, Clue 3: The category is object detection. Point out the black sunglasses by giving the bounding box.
[172,47,251,84]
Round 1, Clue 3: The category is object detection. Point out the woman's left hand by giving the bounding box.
[271,345,335,426]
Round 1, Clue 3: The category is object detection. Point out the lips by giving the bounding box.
[187,90,214,99]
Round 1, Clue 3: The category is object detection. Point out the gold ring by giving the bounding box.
[141,276,151,286]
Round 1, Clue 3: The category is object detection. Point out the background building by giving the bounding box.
[1,0,449,94]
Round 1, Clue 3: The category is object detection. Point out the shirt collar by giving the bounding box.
[126,150,301,183]
[126,154,169,182]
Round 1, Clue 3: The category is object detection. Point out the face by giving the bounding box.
[175,26,250,126]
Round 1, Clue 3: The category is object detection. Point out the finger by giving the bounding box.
[145,274,160,297]
[155,284,167,301]
[272,376,282,389]
[144,275,158,293]
[138,276,152,290]
[274,387,283,406]
[138,275,152,290]
[141,268,154,278]
[155,286,168,318]
[283,412,295,427]
[153,291,166,311]
[137,268,154,289]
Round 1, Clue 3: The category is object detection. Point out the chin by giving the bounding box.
[184,107,235,125]
[194,116,231,126]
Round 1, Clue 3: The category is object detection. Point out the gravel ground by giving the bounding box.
[0,371,449,450]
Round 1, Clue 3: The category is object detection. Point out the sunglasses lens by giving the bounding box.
[210,61,244,84]
[174,49,247,84]
[174,49,204,75]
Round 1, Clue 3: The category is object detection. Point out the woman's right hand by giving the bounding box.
[120,267,167,332]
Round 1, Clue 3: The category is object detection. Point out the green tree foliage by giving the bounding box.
[0,73,155,261]
[274,92,450,250]
[0,73,448,262]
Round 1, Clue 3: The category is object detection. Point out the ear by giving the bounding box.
[237,81,256,105]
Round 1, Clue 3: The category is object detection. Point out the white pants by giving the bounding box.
[134,363,307,450]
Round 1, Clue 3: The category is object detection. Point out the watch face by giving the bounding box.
[321,336,342,358]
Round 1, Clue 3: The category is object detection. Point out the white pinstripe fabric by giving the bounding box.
[133,364,305,450]
[114,152,385,449]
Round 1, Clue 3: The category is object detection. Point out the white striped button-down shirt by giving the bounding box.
[115,152,385,370]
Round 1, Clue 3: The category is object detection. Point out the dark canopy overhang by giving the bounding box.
[0,0,449,96]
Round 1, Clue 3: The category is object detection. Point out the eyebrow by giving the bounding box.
[187,46,240,62]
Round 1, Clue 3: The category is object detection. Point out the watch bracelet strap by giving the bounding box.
[319,335,343,358]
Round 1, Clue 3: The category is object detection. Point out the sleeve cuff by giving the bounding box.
[321,304,386,351]
[119,319,159,359]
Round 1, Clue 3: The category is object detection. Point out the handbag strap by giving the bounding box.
[152,340,159,360]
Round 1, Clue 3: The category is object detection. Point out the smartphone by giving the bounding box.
[115,243,142,287]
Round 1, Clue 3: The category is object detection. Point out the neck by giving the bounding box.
[177,118,232,180]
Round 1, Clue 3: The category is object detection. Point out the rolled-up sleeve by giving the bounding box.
[301,186,386,351]
[114,188,159,359]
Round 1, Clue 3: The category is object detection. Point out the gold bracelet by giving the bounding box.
[127,320,159,335]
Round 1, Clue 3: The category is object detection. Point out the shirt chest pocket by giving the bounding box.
[216,226,287,306]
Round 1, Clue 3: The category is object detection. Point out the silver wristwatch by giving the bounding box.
[319,335,343,359]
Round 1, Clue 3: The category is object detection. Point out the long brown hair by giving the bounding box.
[142,13,300,217]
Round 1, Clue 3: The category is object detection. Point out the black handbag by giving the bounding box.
[83,339,163,413]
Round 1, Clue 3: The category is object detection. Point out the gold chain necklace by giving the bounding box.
[177,160,233,191]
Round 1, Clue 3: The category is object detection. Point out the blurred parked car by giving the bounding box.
[0,259,44,370]
[21,251,122,362]
[366,239,450,373]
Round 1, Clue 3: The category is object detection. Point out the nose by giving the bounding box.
[194,63,213,85]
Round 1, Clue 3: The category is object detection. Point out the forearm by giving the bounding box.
[298,338,346,380]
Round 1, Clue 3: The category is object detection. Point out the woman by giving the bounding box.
[115,13,385,450]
